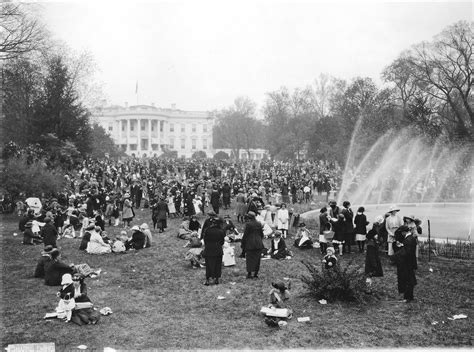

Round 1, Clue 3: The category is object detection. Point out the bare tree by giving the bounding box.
[0,2,45,60]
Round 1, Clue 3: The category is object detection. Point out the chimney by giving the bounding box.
[124,102,128,108]
[171,103,176,110]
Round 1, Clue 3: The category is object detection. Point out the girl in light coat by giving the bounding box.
[276,203,289,238]
[86,227,112,254]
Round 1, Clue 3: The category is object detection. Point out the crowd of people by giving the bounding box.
[14,156,427,323]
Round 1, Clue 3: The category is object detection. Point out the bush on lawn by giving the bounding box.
[301,259,372,304]
[0,156,66,201]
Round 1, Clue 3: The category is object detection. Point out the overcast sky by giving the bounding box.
[39,0,472,112]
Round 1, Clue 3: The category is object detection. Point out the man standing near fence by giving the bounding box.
[393,225,418,303]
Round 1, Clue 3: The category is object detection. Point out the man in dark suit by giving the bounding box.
[393,225,418,303]
[202,218,225,285]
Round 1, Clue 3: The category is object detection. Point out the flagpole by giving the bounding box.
[136,80,138,105]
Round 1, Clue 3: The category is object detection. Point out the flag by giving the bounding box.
[135,81,138,94]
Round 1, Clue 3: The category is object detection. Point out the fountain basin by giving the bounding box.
[301,202,473,241]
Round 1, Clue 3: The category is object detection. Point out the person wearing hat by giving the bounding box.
[201,210,217,240]
[125,225,146,250]
[122,193,134,228]
[403,215,421,259]
[152,196,169,233]
[365,229,383,277]
[319,207,331,255]
[354,206,370,253]
[270,230,290,260]
[44,249,75,286]
[23,220,43,245]
[235,188,247,223]
[392,225,417,303]
[241,211,264,279]
[40,216,59,248]
[34,245,57,278]
[202,217,226,285]
[210,185,221,215]
[385,205,403,257]
[294,223,313,249]
[56,273,76,322]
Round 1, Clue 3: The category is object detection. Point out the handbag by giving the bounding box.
[323,230,335,240]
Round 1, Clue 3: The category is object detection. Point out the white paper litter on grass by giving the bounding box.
[77,345,87,350]
[217,296,225,300]
[261,257,271,260]
[429,268,433,272]
[431,321,438,325]
[230,282,236,285]
[448,314,467,320]
[13,233,18,237]
[297,317,310,322]
[318,299,327,305]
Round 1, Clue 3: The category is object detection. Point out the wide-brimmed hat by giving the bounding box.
[61,273,73,285]
[274,230,282,237]
[124,193,130,199]
[44,217,52,223]
[403,215,416,222]
[131,225,140,231]
[388,205,400,213]
[25,221,33,228]
[326,246,335,254]
[247,211,256,219]
[42,245,58,255]
[298,222,306,227]
[140,223,149,230]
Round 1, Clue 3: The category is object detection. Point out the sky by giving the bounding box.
[37,0,472,112]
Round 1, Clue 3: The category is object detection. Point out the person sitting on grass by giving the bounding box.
[293,223,313,249]
[125,225,146,250]
[70,273,100,326]
[177,217,194,240]
[322,246,338,269]
[270,230,290,260]
[23,220,43,245]
[140,223,153,248]
[44,249,75,286]
[86,226,112,254]
[34,245,55,278]
[269,281,291,308]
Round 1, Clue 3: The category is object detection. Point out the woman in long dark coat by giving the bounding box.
[241,212,264,279]
[202,218,225,285]
[365,229,383,277]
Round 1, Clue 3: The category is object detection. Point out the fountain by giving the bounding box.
[304,126,473,241]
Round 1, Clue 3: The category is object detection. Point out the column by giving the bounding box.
[126,119,130,153]
[148,118,152,153]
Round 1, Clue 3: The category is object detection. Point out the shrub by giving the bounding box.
[192,150,207,159]
[0,156,66,201]
[301,259,371,304]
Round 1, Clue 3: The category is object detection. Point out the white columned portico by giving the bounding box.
[148,118,152,153]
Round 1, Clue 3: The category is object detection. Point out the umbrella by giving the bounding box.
[25,197,42,215]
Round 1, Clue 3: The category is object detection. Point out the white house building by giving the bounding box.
[91,104,215,158]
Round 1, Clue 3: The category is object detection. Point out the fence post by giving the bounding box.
[428,220,431,262]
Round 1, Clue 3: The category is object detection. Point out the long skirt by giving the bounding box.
[245,249,262,273]
[205,256,223,279]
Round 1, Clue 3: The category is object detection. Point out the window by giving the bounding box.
[129,144,137,151]
[181,139,185,149]
[122,123,125,132]
[141,121,146,131]
[120,144,127,151]
[170,123,174,132]
[130,122,134,132]
[141,139,148,150]
[181,124,185,133]
[151,144,159,151]
[202,139,207,150]
[192,124,196,133]
[203,124,207,133]
[192,138,196,150]
[170,138,174,149]
[151,123,154,132]
[108,126,113,131]
[160,121,164,132]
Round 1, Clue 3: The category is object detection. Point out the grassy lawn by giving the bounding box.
[1,204,473,351]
